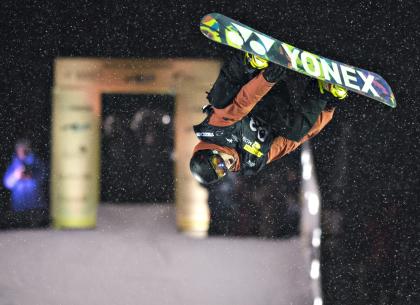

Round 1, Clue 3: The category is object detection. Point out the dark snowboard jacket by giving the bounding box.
[193,72,334,173]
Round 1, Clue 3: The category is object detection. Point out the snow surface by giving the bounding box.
[0,204,311,305]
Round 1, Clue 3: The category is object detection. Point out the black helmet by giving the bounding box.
[190,150,228,185]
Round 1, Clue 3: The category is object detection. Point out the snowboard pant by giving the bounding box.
[207,53,335,142]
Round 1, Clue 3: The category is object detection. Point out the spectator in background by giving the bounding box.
[2,139,48,227]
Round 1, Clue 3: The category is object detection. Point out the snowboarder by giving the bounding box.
[190,52,348,185]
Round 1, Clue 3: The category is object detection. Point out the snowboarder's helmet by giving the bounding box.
[190,150,228,185]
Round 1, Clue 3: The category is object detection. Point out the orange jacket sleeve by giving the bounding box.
[208,72,275,127]
[267,108,335,163]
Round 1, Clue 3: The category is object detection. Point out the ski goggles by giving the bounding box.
[209,151,228,179]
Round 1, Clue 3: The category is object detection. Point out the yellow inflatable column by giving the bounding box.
[51,87,101,229]
[174,88,210,237]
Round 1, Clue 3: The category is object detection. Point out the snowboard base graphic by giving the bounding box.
[200,13,396,108]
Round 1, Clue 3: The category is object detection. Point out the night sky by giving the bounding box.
[1,1,418,182]
[0,0,419,303]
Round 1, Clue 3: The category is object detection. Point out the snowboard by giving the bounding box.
[200,13,396,108]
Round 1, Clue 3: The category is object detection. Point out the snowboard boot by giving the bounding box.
[207,52,255,108]
[318,79,348,100]
[245,52,269,70]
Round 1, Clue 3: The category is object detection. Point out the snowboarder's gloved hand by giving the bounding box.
[262,63,286,83]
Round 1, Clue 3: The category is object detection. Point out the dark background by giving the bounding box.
[0,1,418,304]
[101,94,174,203]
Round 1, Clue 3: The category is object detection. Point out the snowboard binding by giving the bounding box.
[245,52,268,70]
[318,80,348,100]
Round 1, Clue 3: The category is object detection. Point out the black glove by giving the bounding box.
[262,63,286,83]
